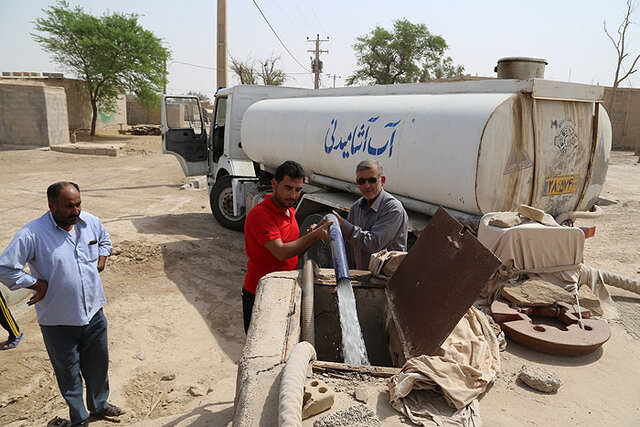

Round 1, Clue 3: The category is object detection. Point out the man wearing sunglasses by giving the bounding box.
[332,159,408,270]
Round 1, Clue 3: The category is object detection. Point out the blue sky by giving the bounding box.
[0,1,636,97]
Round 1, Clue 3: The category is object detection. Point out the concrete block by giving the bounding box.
[518,204,545,223]
[302,379,334,419]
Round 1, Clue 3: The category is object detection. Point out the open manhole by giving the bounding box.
[313,281,404,368]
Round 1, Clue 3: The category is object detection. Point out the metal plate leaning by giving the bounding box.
[386,207,502,358]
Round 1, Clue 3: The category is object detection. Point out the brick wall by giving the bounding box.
[126,97,161,125]
[0,82,69,146]
[603,87,640,152]
[0,77,126,131]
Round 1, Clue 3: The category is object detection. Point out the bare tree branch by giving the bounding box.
[605,0,639,88]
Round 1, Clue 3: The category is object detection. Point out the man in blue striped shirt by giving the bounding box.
[0,182,125,426]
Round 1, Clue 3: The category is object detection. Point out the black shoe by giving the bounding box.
[90,403,126,419]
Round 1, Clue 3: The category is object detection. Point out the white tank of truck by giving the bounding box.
[240,84,610,218]
[162,58,611,233]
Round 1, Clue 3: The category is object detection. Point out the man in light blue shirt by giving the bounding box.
[0,182,125,426]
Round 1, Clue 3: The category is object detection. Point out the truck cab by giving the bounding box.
[163,86,308,230]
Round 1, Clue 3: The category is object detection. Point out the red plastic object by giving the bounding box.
[580,226,596,239]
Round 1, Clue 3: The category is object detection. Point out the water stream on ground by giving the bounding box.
[336,277,370,365]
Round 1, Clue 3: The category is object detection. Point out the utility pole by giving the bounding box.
[307,34,329,89]
[217,0,227,89]
[325,73,341,88]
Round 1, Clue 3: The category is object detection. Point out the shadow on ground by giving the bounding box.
[160,402,235,427]
[131,213,247,358]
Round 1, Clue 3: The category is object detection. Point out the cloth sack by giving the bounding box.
[388,306,500,426]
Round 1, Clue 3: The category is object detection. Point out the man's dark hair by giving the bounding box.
[274,160,304,183]
[47,181,80,204]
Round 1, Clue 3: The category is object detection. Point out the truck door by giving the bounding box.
[162,96,208,176]
[211,96,227,164]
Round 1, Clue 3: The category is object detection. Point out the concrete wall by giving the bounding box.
[126,96,161,125]
[603,87,640,152]
[0,77,126,131]
[0,82,69,146]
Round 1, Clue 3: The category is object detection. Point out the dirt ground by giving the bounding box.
[0,133,638,426]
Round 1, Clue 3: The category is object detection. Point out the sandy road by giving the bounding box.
[0,134,244,426]
[0,134,639,426]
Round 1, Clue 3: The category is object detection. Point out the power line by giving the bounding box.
[170,60,216,71]
[292,0,316,33]
[306,0,324,33]
[171,59,312,77]
[251,0,310,72]
[273,0,307,37]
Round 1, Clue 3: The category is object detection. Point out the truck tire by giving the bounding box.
[210,175,245,231]
[298,213,356,269]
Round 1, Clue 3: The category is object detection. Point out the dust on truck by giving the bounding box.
[161,68,611,245]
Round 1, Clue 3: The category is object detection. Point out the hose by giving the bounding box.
[323,213,350,281]
[278,341,317,427]
[301,258,315,346]
[555,204,603,225]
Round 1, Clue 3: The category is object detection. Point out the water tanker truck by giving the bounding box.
[162,58,611,250]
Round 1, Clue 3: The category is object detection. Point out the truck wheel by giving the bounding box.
[298,213,356,269]
[210,175,245,231]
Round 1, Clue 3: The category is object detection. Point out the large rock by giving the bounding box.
[502,278,604,316]
[518,365,561,393]
[502,278,573,306]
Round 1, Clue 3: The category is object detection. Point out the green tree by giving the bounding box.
[346,19,464,86]
[32,1,170,136]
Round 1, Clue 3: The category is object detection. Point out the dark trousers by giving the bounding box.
[41,309,110,426]
[242,288,256,334]
[0,291,20,340]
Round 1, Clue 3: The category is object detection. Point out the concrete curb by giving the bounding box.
[233,270,301,426]
[50,143,125,157]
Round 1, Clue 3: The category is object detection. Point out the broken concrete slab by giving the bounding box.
[502,278,574,306]
[501,278,604,316]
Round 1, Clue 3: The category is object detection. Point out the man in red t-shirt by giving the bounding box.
[243,160,332,333]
